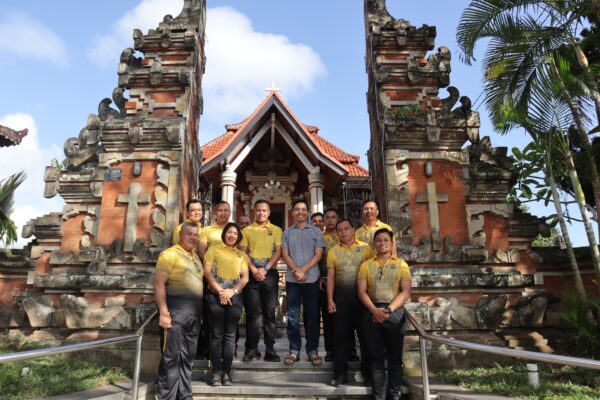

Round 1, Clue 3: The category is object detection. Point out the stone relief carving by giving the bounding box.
[98,98,120,121]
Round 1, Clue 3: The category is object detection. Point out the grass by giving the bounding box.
[0,333,128,400]
[436,362,600,400]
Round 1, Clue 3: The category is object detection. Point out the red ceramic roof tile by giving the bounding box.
[0,124,28,147]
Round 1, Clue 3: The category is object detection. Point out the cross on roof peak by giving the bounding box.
[265,81,282,93]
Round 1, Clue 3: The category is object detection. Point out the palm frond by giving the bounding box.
[0,171,27,246]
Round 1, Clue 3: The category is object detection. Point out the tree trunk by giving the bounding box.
[572,41,600,123]
[565,152,600,290]
[547,173,587,298]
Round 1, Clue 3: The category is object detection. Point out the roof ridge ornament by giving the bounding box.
[264,81,282,93]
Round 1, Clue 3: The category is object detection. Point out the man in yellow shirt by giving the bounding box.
[172,199,203,246]
[326,219,374,386]
[356,200,396,255]
[312,208,338,362]
[154,221,203,400]
[239,199,283,362]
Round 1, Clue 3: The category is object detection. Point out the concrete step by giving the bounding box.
[191,380,372,399]
[192,359,366,384]
[506,337,548,347]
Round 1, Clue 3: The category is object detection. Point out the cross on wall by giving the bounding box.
[416,182,448,251]
[117,182,151,252]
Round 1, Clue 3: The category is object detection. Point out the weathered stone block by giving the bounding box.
[404,301,430,330]
[517,295,548,328]
[501,308,519,327]
[60,294,133,329]
[430,298,477,330]
[476,294,507,329]
[22,295,56,327]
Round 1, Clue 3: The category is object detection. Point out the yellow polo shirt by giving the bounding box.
[327,240,374,288]
[204,244,249,289]
[155,244,204,298]
[199,224,225,248]
[356,219,394,249]
[240,221,282,259]
[357,256,411,303]
[172,219,202,245]
[319,230,340,276]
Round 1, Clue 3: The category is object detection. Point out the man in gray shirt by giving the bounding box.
[281,199,324,366]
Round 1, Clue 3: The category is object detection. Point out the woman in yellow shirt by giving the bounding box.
[357,228,412,400]
[203,222,249,386]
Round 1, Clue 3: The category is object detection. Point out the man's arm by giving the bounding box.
[326,266,336,313]
[198,242,208,261]
[281,247,298,273]
[388,279,412,312]
[154,271,172,329]
[266,245,281,270]
[295,247,323,281]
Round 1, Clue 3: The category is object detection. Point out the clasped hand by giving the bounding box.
[218,288,234,305]
[371,307,389,323]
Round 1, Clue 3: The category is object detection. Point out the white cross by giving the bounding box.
[265,81,282,92]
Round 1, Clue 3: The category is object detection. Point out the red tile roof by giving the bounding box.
[0,124,28,147]
[201,92,368,177]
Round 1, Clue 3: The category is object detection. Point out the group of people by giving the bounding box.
[154,198,412,400]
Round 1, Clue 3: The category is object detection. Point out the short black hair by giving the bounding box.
[310,212,324,221]
[292,198,309,210]
[324,208,339,216]
[214,200,230,209]
[221,222,243,246]
[373,228,393,241]
[336,218,354,230]
[254,199,270,208]
[186,199,203,211]
[361,199,379,210]
[180,220,200,236]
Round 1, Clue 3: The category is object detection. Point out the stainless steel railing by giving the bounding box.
[0,310,158,400]
[406,312,600,400]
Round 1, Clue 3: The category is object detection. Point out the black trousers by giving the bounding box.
[243,268,279,351]
[361,307,406,400]
[332,291,367,377]
[196,279,211,358]
[157,312,201,400]
[206,291,243,373]
[318,284,333,355]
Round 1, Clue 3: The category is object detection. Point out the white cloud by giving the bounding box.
[203,7,326,123]
[86,0,325,131]
[0,11,68,67]
[87,0,184,67]
[0,114,63,247]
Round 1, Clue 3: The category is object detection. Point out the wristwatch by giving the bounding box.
[384,306,392,314]
[264,263,271,271]
[233,288,239,295]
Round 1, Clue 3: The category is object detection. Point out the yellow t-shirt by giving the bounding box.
[199,224,225,248]
[172,219,202,245]
[204,244,249,289]
[355,219,395,249]
[327,240,374,288]
[155,244,204,298]
[240,221,282,259]
[357,256,411,303]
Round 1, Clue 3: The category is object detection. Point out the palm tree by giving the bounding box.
[456,0,600,236]
[0,171,26,246]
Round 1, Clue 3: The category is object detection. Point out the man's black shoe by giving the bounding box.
[195,349,208,360]
[264,348,281,362]
[324,353,333,362]
[221,372,232,386]
[348,352,360,362]
[242,349,261,362]
[329,375,348,387]
[209,371,221,386]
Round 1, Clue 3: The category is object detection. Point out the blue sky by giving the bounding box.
[0,0,595,246]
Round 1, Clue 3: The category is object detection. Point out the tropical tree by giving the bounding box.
[457,0,600,235]
[0,171,26,246]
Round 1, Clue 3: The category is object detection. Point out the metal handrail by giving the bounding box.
[406,312,600,400]
[0,310,158,400]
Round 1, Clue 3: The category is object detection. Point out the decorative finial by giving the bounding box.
[265,81,282,92]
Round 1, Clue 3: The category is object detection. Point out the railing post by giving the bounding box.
[130,334,144,400]
[419,336,431,400]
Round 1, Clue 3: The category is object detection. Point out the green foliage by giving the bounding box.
[0,171,27,246]
[436,362,600,399]
[560,289,600,359]
[385,104,424,123]
[532,228,560,247]
[0,334,128,399]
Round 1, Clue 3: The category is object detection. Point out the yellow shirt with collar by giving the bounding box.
[204,244,249,287]
[356,219,394,249]
[172,219,203,246]
[357,256,411,303]
[326,239,374,287]
[240,221,282,259]
[155,244,204,298]
[199,224,226,248]
[318,230,339,276]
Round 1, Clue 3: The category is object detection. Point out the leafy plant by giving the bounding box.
[0,171,26,246]
[560,289,600,359]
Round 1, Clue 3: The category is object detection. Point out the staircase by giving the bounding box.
[495,328,555,353]
[190,358,372,399]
